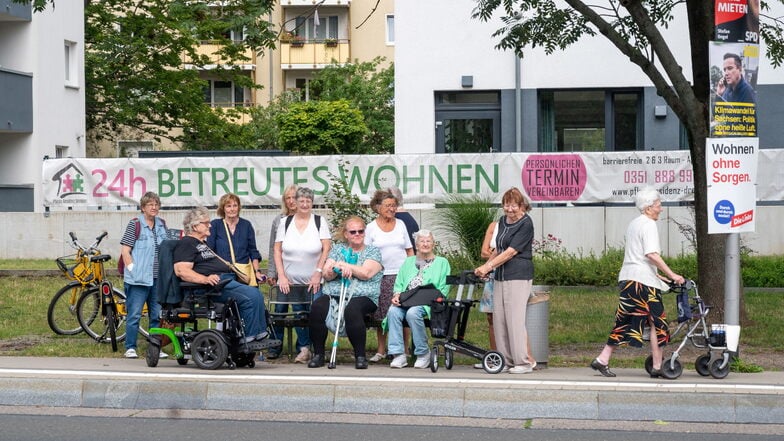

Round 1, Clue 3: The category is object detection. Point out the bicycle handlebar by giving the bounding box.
[67,231,109,255]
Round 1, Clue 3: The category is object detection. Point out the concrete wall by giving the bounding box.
[2,206,781,260]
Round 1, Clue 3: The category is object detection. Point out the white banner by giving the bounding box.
[41,149,784,210]
[706,138,759,233]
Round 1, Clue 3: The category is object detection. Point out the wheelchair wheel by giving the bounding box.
[146,339,160,368]
[444,348,454,370]
[661,357,682,379]
[644,355,653,375]
[192,331,228,370]
[482,351,505,374]
[430,345,439,373]
[695,354,711,376]
[48,282,91,335]
[234,352,255,368]
[709,357,730,379]
[177,358,189,366]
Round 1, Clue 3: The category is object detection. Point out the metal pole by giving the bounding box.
[724,233,740,325]
[514,54,522,152]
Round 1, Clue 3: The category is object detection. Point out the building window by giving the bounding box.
[434,91,501,153]
[295,78,311,101]
[203,80,247,107]
[118,140,154,158]
[294,15,338,41]
[539,90,641,152]
[64,40,78,87]
[386,14,395,44]
[55,145,69,158]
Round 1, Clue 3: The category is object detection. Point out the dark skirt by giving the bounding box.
[607,280,669,348]
[373,274,396,322]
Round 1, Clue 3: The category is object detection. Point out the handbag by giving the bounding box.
[204,243,251,285]
[399,284,442,307]
[223,220,257,286]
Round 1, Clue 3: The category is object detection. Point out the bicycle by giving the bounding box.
[48,232,108,335]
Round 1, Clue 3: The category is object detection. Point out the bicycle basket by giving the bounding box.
[55,254,94,283]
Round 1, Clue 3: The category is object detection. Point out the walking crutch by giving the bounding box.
[328,276,352,369]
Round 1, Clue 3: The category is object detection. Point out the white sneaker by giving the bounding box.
[124,348,138,359]
[390,354,408,368]
[368,352,386,363]
[414,352,431,369]
[294,347,311,364]
[473,363,483,369]
[509,364,534,374]
[159,351,169,359]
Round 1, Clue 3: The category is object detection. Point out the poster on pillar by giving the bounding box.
[706,137,758,234]
[715,0,760,43]
[709,41,759,137]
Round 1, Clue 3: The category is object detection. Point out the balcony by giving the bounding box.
[182,42,256,70]
[0,0,31,21]
[0,67,33,133]
[280,40,350,69]
[281,0,350,6]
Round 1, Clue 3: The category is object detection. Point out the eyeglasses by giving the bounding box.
[199,221,211,226]
[347,229,365,235]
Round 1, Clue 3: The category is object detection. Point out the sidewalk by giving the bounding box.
[1,356,782,424]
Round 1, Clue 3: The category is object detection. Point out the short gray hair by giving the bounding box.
[388,186,403,206]
[183,206,210,233]
[635,187,661,212]
[413,229,434,244]
[295,187,314,201]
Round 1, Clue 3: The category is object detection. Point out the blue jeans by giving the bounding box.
[124,281,161,351]
[387,305,429,356]
[218,274,267,339]
[271,303,311,353]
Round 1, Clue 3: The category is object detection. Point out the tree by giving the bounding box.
[276,100,368,154]
[472,0,784,318]
[309,57,395,154]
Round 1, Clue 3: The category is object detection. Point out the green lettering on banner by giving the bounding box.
[342,166,373,194]
[212,168,230,196]
[402,165,425,194]
[292,167,308,186]
[233,168,249,196]
[312,166,330,195]
[158,169,175,197]
[429,165,451,193]
[177,168,192,196]
[192,168,209,195]
[249,168,272,196]
[373,165,400,189]
[456,164,472,193]
[476,164,498,193]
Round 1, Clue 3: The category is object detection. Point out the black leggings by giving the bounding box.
[309,295,377,358]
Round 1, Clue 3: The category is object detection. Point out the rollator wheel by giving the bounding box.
[709,357,730,379]
[444,348,454,370]
[192,331,228,370]
[177,358,189,366]
[695,354,711,376]
[644,355,653,375]
[482,351,505,374]
[661,357,682,379]
[430,346,439,373]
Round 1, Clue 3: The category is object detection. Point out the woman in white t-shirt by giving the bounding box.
[364,189,413,362]
[273,187,332,363]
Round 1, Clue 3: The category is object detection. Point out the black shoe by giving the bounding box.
[650,368,662,378]
[590,358,617,377]
[355,356,368,369]
[266,350,281,360]
[308,354,325,368]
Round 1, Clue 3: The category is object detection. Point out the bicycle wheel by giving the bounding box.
[77,286,129,344]
[113,290,150,340]
[47,281,93,335]
[107,308,118,352]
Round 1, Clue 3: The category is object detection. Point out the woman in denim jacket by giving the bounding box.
[119,192,168,359]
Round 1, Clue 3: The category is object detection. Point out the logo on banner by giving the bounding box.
[521,154,587,201]
[51,163,88,199]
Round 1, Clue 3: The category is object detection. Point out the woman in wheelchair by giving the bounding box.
[173,207,275,352]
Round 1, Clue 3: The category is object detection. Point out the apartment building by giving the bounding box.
[0,1,86,212]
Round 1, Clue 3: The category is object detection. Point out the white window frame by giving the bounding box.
[64,40,79,88]
[386,14,395,45]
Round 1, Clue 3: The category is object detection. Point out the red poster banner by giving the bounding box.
[715,0,760,43]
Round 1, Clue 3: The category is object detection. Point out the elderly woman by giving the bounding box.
[119,191,168,359]
[365,189,414,363]
[206,193,263,286]
[387,229,450,369]
[173,207,274,352]
[590,187,685,378]
[273,187,331,363]
[308,216,383,369]
[475,187,535,374]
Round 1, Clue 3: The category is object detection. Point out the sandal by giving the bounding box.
[590,358,616,377]
[368,352,386,363]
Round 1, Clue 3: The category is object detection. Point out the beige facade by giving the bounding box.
[90,0,394,157]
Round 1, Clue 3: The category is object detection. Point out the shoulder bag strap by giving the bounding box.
[222,220,238,265]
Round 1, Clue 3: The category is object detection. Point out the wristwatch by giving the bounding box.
[315,268,323,273]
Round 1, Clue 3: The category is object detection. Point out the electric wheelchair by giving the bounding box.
[146,240,278,370]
